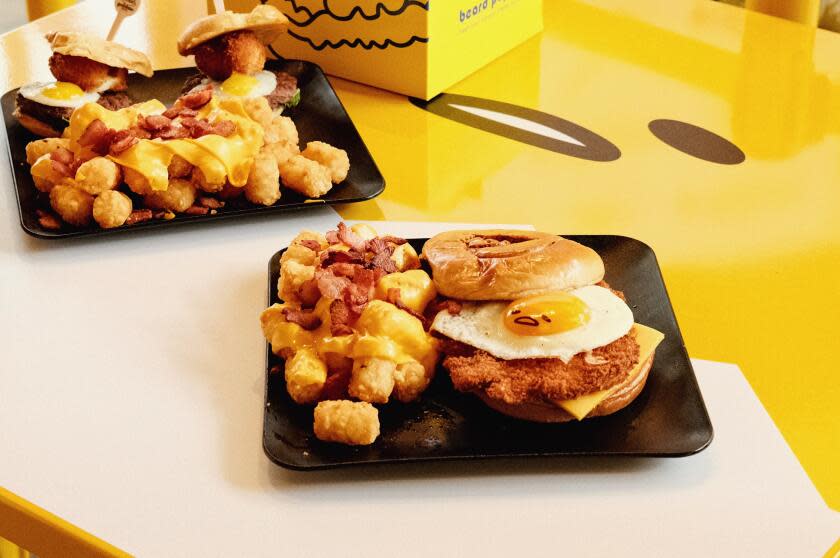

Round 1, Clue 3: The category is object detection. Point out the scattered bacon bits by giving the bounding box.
[125,209,153,225]
[197,197,224,209]
[336,222,366,252]
[320,368,352,400]
[298,278,321,308]
[138,114,173,132]
[184,205,210,216]
[329,299,356,336]
[299,239,321,252]
[36,209,61,230]
[180,86,213,109]
[269,365,282,375]
[78,119,116,156]
[108,130,138,155]
[282,308,322,331]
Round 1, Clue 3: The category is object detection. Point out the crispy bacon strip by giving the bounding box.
[337,222,366,252]
[329,299,355,336]
[125,209,153,225]
[109,130,139,155]
[298,239,321,252]
[320,368,352,401]
[180,86,213,109]
[298,278,321,308]
[315,269,351,300]
[78,119,116,155]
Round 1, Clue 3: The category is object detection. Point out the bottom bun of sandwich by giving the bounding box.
[474,353,653,423]
[13,108,62,138]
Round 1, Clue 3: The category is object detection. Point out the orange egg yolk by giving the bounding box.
[503,292,591,336]
[220,72,257,96]
[42,82,85,100]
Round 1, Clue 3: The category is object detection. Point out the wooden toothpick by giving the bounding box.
[107,0,141,41]
[212,0,225,14]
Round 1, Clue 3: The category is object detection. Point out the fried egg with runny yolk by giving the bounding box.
[431,285,634,362]
[19,81,100,109]
[195,70,277,100]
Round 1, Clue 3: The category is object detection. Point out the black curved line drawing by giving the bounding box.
[282,0,430,26]
[287,30,429,50]
[267,44,284,60]
[410,94,621,162]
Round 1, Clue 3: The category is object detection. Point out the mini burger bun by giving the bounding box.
[177,5,288,56]
[13,108,62,138]
[47,32,153,77]
[475,353,654,423]
[422,229,605,301]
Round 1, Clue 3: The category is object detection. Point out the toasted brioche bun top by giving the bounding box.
[46,32,153,77]
[422,230,605,301]
[177,5,288,55]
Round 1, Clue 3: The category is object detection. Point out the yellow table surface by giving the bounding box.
[1,0,839,555]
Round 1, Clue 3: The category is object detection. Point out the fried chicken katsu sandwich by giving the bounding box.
[14,32,153,137]
[177,5,300,113]
[423,230,664,422]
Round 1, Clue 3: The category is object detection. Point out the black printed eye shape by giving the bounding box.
[411,94,745,165]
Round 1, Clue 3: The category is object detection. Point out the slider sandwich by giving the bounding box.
[15,32,153,137]
[177,5,300,112]
[424,230,664,422]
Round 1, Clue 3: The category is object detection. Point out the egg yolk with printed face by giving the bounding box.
[42,82,85,100]
[503,292,591,336]
[221,72,258,97]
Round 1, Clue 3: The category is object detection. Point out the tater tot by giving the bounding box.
[244,147,281,206]
[30,154,66,193]
[375,269,436,314]
[92,190,132,229]
[270,115,299,152]
[264,141,295,167]
[285,347,327,404]
[280,231,328,267]
[25,138,69,165]
[393,361,434,403]
[144,178,197,213]
[301,141,350,183]
[242,96,273,129]
[313,400,379,446]
[260,303,286,341]
[168,155,193,178]
[278,260,315,304]
[49,184,93,226]
[191,166,225,193]
[348,357,396,404]
[390,243,422,272]
[123,166,152,195]
[75,157,121,195]
[279,154,333,198]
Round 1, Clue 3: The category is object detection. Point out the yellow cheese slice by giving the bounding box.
[553,324,665,420]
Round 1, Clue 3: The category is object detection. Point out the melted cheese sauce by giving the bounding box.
[67,98,264,191]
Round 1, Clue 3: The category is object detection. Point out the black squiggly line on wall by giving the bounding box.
[287,30,429,50]
[283,0,430,26]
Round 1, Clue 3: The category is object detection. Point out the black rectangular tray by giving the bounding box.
[263,235,713,469]
[2,59,384,239]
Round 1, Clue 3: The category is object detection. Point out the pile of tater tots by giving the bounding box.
[24,90,349,231]
[260,223,442,446]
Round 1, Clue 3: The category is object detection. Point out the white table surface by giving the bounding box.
[1,147,839,556]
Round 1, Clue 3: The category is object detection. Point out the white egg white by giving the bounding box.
[199,70,278,100]
[431,285,634,363]
[19,81,100,109]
